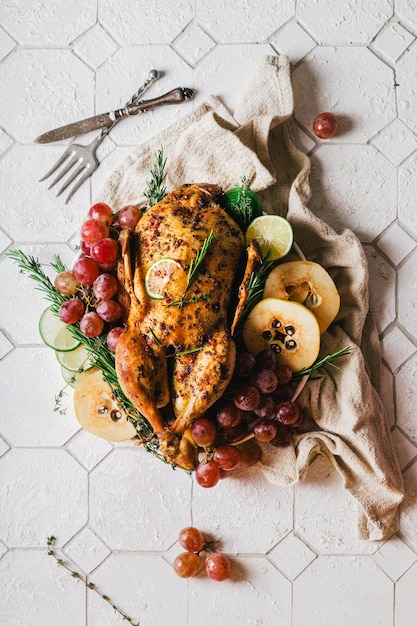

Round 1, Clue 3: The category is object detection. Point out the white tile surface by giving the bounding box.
[1,2,417,624]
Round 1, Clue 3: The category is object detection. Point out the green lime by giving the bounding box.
[56,344,95,373]
[144,258,184,300]
[61,366,84,388]
[245,215,294,261]
[223,186,263,229]
[39,306,80,352]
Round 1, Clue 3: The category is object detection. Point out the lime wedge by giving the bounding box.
[245,215,294,261]
[56,343,95,373]
[145,257,184,300]
[39,306,80,352]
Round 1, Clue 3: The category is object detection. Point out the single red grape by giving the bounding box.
[205,553,232,581]
[238,440,262,466]
[90,237,119,266]
[222,421,248,443]
[179,527,205,553]
[216,402,242,429]
[80,218,109,244]
[313,112,338,139]
[256,349,278,370]
[58,298,84,324]
[79,311,104,337]
[234,351,256,377]
[96,299,122,323]
[93,273,119,300]
[73,257,99,286]
[254,394,275,418]
[253,418,277,442]
[107,326,124,352]
[54,271,79,295]
[88,202,113,225]
[173,552,202,578]
[213,445,241,471]
[195,460,220,488]
[251,369,278,394]
[190,418,217,447]
[118,205,142,230]
[233,385,261,411]
[275,400,301,425]
[275,364,293,385]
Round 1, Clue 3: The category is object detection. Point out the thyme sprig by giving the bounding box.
[294,345,352,380]
[144,148,167,206]
[46,536,140,626]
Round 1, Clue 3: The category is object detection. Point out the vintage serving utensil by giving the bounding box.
[37,72,193,203]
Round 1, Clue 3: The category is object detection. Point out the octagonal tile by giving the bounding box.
[189,557,291,626]
[292,47,396,143]
[89,448,192,550]
[192,467,293,554]
[196,0,295,43]
[0,0,96,45]
[396,561,417,626]
[400,461,417,551]
[0,25,16,60]
[397,42,417,135]
[370,19,415,66]
[73,23,118,70]
[172,21,216,67]
[365,245,396,334]
[396,354,417,445]
[1,244,75,344]
[381,326,416,373]
[373,534,417,581]
[270,20,317,65]
[294,455,378,554]
[0,48,94,144]
[0,330,13,360]
[95,45,193,147]
[391,428,417,472]
[293,555,394,625]
[269,532,316,580]
[376,222,416,266]
[370,118,417,166]
[399,153,417,239]
[396,0,417,36]
[66,429,113,471]
[307,145,397,242]
[297,0,392,45]
[87,553,187,625]
[99,0,194,45]
[64,527,111,574]
[0,448,87,547]
[0,127,13,157]
[398,250,417,337]
[0,550,86,626]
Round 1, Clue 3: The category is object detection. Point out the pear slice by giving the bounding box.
[243,298,320,371]
[263,260,340,333]
[74,368,137,442]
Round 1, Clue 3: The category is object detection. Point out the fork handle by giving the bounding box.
[109,87,194,122]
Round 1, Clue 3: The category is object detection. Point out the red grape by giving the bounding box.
[173,552,202,578]
[273,382,294,401]
[195,460,220,488]
[73,257,99,286]
[222,421,248,443]
[251,369,278,394]
[90,237,119,266]
[238,440,262,466]
[205,553,232,581]
[190,418,217,447]
[96,299,122,323]
[234,351,256,377]
[253,418,277,442]
[313,112,338,139]
[179,527,205,553]
[97,259,118,272]
[80,218,109,244]
[107,326,124,351]
[93,273,119,300]
[80,240,91,256]
[254,394,275,418]
[270,423,293,447]
[88,202,113,225]
[54,271,79,295]
[79,311,104,337]
[58,298,84,324]
[118,205,142,230]
[233,385,261,411]
[213,445,241,471]
[216,402,242,429]
[275,364,293,385]
[275,400,301,425]
[256,349,278,370]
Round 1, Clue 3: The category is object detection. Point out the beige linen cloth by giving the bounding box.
[98,55,404,541]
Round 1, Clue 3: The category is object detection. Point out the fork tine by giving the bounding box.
[64,169,93,204]
[55,163,86,198]
[47,155,79,190]
[38,149,72,182]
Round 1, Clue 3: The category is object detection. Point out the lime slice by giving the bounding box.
[56,343,95,373]
[245,215,294,261]
[145,258,183,300]
[39,306,80,352]
[61,366,84,388]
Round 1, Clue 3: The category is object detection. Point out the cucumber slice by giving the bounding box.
[39,306,80,352]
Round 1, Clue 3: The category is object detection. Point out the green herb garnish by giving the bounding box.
[294,345,352,379]
[144,148,167,206]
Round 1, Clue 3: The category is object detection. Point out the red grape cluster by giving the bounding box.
[192,348,304,488]
[173,526,232,582]
[54,202,142,350]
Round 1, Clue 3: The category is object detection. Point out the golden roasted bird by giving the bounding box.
[115,183,257,469]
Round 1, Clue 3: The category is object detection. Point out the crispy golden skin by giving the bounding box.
[115,184,245,469]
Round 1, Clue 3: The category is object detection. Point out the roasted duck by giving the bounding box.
[115,183,249,469]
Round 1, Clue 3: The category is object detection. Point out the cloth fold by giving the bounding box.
[97,55,404,541]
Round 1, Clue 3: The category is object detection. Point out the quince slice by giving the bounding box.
[243,298,320,371]
[263,260,340,333]
[74,368,137,442]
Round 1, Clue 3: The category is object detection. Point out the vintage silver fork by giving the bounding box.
[38,70,166,204]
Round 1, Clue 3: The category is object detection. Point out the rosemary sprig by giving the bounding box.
[165,293,210,309]
[46,536,140,626]
[144,148,167,206]
[187,230,217,290]
[293,345,352,380]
